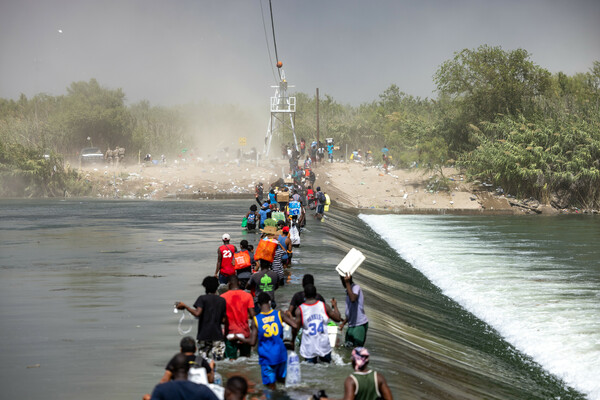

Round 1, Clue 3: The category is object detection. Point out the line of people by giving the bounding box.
[143,174,391,399]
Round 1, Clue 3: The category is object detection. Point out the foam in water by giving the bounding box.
[360,214,600,400]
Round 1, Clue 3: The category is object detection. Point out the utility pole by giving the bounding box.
[316,88,320,165]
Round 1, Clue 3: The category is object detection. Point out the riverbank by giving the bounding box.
[77,159,577,215]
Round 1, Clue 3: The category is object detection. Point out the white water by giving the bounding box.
[361,214,600,400]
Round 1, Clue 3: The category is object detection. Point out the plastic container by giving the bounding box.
[213,371,223,386]
[335,248,366,277]
[282,322,292,342]
[327,322,338,347]
[188,365,208,384]
[285,351,301,387]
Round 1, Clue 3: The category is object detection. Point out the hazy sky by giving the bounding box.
[1,0,599,108]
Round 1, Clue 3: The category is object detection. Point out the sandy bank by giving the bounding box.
[79,159,559,215]
[313,162,557,215]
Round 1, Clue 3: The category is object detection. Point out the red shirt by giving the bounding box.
[220,289,254,337]
[219,244,236,276]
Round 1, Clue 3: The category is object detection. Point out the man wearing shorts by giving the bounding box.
[294,284,341,363]
[220,275,255,359]
[215,233,237,285]
[241,292,297,389]
[176,276,227,360]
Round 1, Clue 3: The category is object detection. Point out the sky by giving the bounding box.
[1,0,599,108]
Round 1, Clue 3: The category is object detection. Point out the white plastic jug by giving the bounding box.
[285,351,301,387]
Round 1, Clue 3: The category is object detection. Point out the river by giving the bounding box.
[0,199,596,399]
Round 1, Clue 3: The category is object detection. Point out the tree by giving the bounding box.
[59,79,132,153]
[434,45,552,153]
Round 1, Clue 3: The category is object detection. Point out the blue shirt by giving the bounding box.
[254,310,287,365]
[269,192,277,204]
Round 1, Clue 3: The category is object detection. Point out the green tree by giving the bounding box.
[434,45,552,153]
[59,79,132,153]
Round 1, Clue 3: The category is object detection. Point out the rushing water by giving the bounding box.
[360,214,600,400]
[0,199,595,399]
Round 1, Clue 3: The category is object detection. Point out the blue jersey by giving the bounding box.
[254,310,287,366]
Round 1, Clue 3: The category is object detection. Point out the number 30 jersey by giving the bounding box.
[299,301,331,358]
[254,309,287,365]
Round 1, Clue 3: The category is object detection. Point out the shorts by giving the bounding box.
[218,273,232,285]
[304,352,332,364]
[197,340,225,361]
[345,322,368,347]
[225,338,252,359]
[260,362,287,385]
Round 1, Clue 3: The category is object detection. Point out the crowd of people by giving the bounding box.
[142,152,392,400]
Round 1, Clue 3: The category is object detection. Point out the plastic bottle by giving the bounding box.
[285,351,301,387]
[213,371,223,386]
[282,322,292,342]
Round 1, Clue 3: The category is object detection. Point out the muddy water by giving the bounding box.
[0,199,588,399]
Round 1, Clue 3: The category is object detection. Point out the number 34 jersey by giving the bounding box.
[299,301,332,358]
[254,310,287,365]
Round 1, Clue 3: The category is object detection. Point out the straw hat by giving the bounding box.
[260,226,279,235]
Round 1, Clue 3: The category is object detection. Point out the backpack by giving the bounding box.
[317,191,326,203]
[247,212,256,223]
[234,251,252,270]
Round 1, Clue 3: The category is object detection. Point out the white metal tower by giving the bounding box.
[264,68,298,157]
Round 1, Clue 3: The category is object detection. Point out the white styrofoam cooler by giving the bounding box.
[335,248,366,277]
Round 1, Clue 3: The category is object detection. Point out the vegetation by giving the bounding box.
[1,45,599,207]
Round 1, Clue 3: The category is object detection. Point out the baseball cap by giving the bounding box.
[282,226,290,233]
[222,233,230,241]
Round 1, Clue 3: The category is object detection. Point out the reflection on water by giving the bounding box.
[0,200,587,400]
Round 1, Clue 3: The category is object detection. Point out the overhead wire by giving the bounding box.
[268,0,282,81]
[259,0,278,83]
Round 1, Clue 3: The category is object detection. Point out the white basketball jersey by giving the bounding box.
[299,301,331,358]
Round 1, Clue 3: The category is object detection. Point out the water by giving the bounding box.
[0,199,594,399]
[361,214,600,400]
